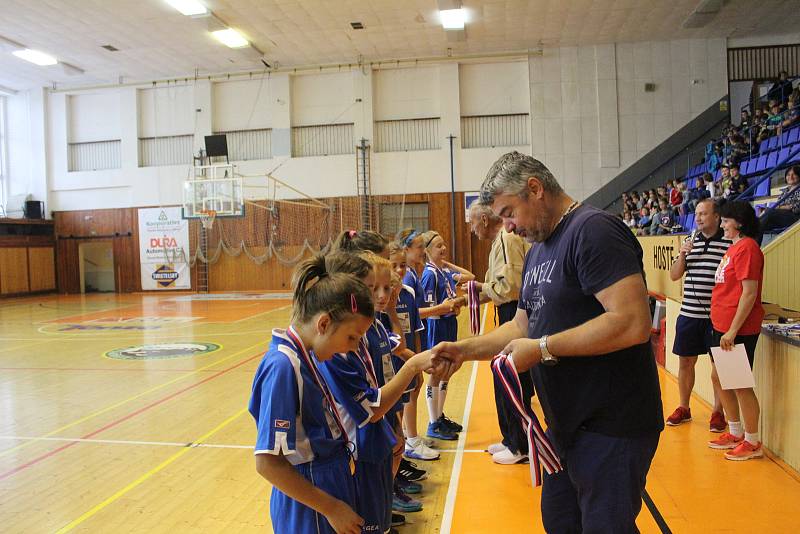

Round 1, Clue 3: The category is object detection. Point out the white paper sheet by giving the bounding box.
[711,344,756,390]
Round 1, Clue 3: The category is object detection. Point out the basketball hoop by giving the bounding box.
[199,210,217,230]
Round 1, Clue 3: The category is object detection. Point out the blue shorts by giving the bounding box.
[354,455,393,533]
[426,315,458,349]
[672,315,712,357]
[270,453,356,534]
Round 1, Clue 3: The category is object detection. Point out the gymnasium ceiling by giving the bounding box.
[1,0,800,92]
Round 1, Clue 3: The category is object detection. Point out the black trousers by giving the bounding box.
[493,301,534,454]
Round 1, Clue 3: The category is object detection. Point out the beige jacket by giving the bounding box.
[482,228,530,305]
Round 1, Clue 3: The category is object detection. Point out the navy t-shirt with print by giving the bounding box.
[518,204,664,449]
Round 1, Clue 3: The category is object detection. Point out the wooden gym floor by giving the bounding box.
[0,293,798,533]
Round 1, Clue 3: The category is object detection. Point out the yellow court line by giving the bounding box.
[55,408,249,533]
[0,338,268,459]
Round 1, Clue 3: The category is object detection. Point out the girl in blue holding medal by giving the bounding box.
[249,256,374,534]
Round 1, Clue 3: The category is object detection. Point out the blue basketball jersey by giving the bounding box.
[249,329,349,464]
[421,263,457,315]
[395,285,424,352]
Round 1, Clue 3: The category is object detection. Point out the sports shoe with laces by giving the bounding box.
[405,436,441,461]
[391,513,405,527]
[666,406,692,426]
[427,420,458,441]
[439,413,463,432]
[725,440,764,461]
[492,446,529,465]
[399,458,427,481]
[708,432,743,449]
[709,411,726,433]
[392,485,423,513]
[396,473,422,494]
[486,442,506,455]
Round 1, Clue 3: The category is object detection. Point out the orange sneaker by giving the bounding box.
[709,411,726,433]
[725,440,764,461]
[708,432,743,450]
[666,406,692,426]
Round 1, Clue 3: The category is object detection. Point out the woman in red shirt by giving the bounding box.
[708,201,765,461]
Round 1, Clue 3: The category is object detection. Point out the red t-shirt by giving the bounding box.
[711,237,765,335]
[670,188,683,206]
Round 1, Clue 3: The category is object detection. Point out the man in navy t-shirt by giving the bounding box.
[432,152,663,533]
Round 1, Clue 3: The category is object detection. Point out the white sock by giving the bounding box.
[728,421,744,437]
[744,431,761,445]
[426,385,439,424]
[437,381,448,419]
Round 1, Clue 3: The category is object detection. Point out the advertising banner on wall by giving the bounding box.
[138,207,191,290]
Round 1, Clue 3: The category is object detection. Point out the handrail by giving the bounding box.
[734,144,800,203]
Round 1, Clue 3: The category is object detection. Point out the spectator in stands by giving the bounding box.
[708,201,765,461]
[702,172,717,200]
[670,180,684,212]
[768,70,793,105]
[764,103,783,137]
[708,143,724,172]
[653,198,675,235]
[729,164,748,197]
[646,190,659,210]
[718,165,732,198]
[728,135,749,166]
[739,110,751,130]
[632,191,643,210]
[623,211,636,229]
[687,176,711,213]
[759,165,800,238]
[781,96,799,130]
[667,199,730,432]
[636,207,652,236]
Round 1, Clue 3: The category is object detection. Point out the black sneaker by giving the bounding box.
[391,513,405,527]
[439,413,463,433]
[399,458,427,481]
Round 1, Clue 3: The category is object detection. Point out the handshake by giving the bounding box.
[408,341,467,381]
[445,296,467,315]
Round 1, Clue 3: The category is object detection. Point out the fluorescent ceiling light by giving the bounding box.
[211,28,249,48]
[165,0,207,16]
[12,49,57,66]
[440,8,465,29]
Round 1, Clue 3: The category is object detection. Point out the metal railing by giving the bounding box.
[374,117,441,153]
[460,113,529,149]
[68,139,121,172]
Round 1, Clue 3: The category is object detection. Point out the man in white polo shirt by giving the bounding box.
[666,199,731,431]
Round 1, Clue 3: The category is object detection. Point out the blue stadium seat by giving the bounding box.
[686,213,695,230]
[778,147,790,164]
[781,130,791,146]
[742,159,753,175]
[688,177,696,189]
[768,135,779,151]
[755,179,771,197]
[755,154,768,172]
[748,177,758,187]
[714,169,721,181]
[766,151,778,169]
[760,139,770,153]
[788,128,800,145]
[790,148,800,163]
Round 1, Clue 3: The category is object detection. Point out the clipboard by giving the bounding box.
[710,344,756,390]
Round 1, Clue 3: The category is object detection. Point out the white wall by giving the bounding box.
[5,88,48,215]
[529,39,727,201]
[2,41,732,214]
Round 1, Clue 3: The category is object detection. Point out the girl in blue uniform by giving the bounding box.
[419,231,472,441]
[249,255,374,534]
[388,241,440,462]
[318,252,436,533]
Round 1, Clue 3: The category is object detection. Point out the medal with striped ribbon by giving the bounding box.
[491,353,563,486]
[467,280,480,335]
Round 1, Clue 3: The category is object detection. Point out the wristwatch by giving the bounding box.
[539,335,558,366]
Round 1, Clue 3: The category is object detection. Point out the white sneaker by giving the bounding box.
[492,447,528,465]
[486,442,506,455]
[405,437,441,461]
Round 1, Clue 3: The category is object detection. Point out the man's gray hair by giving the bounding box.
[480,151,563,204]
[468,199,501,222]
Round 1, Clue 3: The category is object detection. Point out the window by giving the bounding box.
[379,202,429,236]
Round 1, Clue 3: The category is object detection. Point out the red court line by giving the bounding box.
[0,351,263,481]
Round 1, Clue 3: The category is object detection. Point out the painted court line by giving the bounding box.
[440,360,480,534]
[0,338,268,460]
[54,408,249,533]
[0,436,491,453]
[0,351,264,481]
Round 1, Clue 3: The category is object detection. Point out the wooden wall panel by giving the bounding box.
[53,192,492,293]
[763,223,800,311]
[0,248,30,294]
[28,247,56,292]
